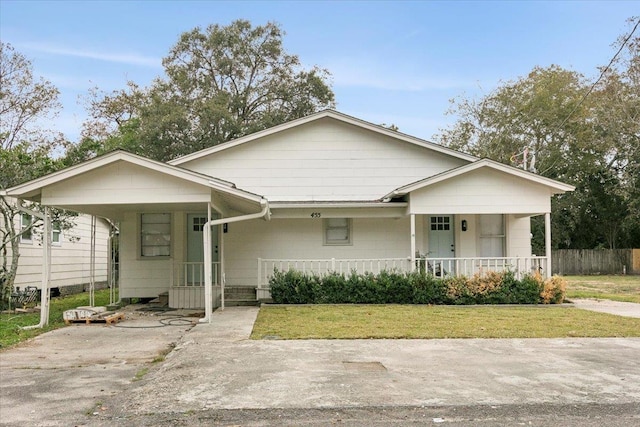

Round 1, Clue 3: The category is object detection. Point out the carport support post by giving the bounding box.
[545,212,552,279]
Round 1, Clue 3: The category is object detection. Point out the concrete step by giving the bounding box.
[224,299,259,307]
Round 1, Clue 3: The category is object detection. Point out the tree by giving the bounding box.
[79,20,335,162]
[0,42,71,308]
[435,19,640,250]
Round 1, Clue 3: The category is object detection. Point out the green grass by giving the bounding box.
[0,288,115,349]
[564,275,640,303]
[251,304,640,340]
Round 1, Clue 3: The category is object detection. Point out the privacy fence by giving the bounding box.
[552,249,640,275]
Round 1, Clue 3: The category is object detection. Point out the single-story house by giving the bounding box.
[5,110,574,320]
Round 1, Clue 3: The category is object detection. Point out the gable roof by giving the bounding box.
[169,109,478,166]
[383,158,576,199]
[6,150,264,203]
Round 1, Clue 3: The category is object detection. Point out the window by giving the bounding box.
[52,221,61,246]
[430,216,450,231]
[20,214,33,243]
[479,214,505,257]
[192,216,207,232]
[141,213,171,257]
[324,218,352,245]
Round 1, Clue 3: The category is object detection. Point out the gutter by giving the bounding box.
[199,199,270,324]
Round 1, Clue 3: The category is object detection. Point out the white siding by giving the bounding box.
[224,217,411,286]
[506,215,533,258]
[409,168,552,214]
[181,118,467,201]
[118,211,187,298]
[12,214,109,289]
[41,161,211,206]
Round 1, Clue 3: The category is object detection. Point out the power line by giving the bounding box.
[556,17,639,130]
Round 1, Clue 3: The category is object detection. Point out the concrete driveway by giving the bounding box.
[2,305,640,426]
[0,307,197,426]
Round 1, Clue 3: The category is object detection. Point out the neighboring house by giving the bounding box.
[3,199,110,295]
[5,111,574,313]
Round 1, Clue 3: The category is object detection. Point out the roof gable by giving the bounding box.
[6,150,263,203]
[169,110,477,166]
[386,159,575,199]
[175,116,471,202]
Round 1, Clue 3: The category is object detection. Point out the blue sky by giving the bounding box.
[1,0,638,143]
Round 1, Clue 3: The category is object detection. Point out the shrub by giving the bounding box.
[468,271,506,304]
[540,275,567,304]
[510,272,544,304]
[268,269,320,304]
[269,268,560,305]
[409,271,448,304]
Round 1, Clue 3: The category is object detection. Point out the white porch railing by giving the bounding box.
[171,262,221,287]
[169,262,221,309]
[257,256,548,294]
[419,257,547,279]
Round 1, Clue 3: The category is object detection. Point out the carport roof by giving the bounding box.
[5,150,264,204]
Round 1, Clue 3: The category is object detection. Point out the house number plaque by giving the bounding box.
[310,212,321,218]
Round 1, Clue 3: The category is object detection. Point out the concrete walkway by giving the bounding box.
[107,306,640,418]
[571,298,640,318]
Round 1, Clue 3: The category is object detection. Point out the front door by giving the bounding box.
[186,214,219,284]
[428,216,455,274]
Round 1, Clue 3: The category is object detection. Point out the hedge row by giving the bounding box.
[268,269,566,305]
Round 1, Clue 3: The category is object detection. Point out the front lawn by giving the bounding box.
[251,304,640,340]
[564,275,640,303]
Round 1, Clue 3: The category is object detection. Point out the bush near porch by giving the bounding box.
[268,269,566,305]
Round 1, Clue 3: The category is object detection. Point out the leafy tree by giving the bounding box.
[79,20,335,162]
[0,42,72,308]
[435,18,640,250]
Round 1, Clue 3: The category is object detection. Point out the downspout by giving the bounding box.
[200,199,270,324]
[16,203,51,330]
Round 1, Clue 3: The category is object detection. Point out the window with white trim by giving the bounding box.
[141,213,171,257]
[479,214,505,257]
[51,221,62,246]
[323,218,352,245]
[20,214,33,243]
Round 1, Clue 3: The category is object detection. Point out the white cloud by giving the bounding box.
[16,41,161,68]
[326,57,476,91]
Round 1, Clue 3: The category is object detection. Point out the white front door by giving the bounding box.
[428,215,455,258]
[186,213,219,284]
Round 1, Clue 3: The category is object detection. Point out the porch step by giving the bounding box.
[149,291,169,307]
[223,287,258,306]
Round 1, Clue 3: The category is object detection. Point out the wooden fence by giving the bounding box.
[552,249,640,275]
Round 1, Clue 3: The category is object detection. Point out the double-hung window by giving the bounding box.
[52,221,61,246]
[20,214,33,243]
[141,213,171,257]
[323,218,352,245]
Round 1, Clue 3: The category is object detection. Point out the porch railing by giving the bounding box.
[171,262,221,287]
[419,257,547,279]
[257,256,548,292]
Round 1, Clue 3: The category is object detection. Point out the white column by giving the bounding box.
[545,212,552,278]
[42,206,51,325]
[219,221,225,311]
[410,214,416,271]
[201,203,213,324]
